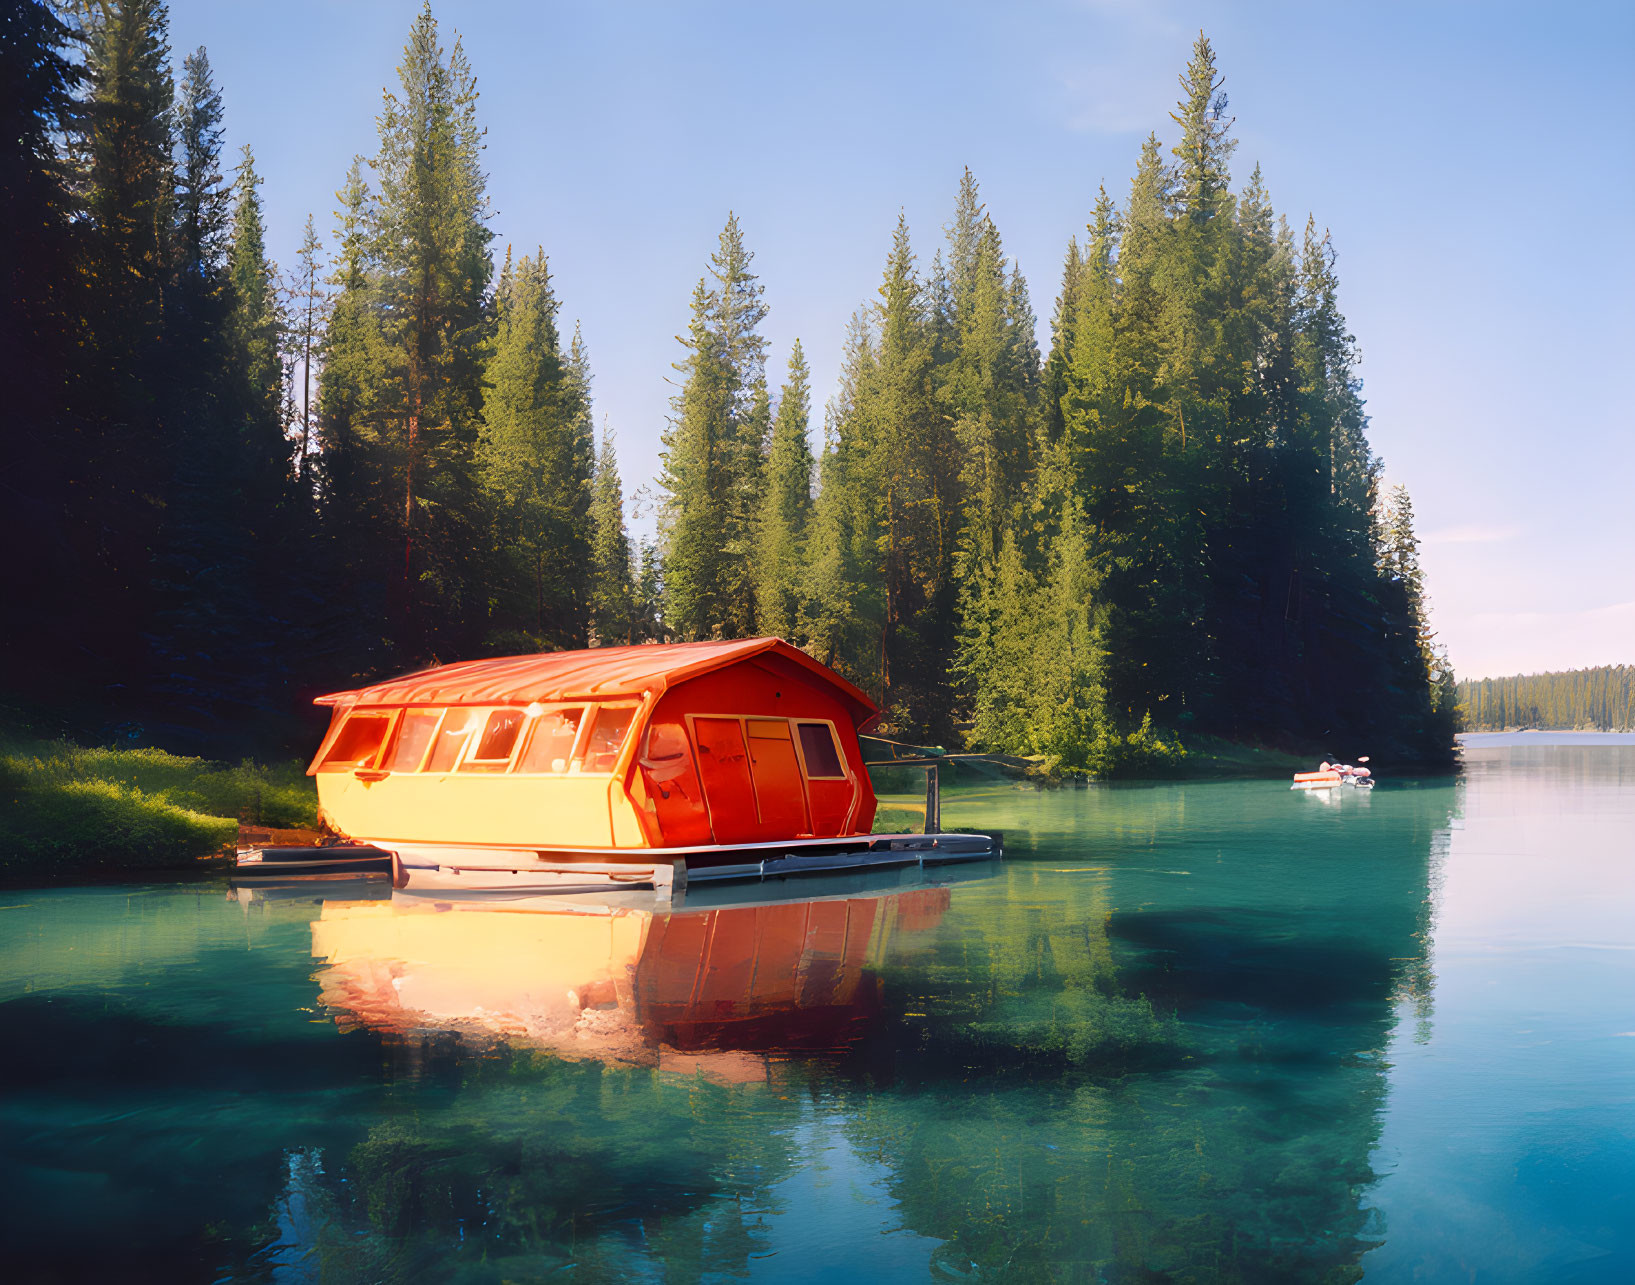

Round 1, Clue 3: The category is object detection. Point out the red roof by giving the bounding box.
[315,637,878,727]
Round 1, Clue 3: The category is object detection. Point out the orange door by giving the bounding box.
[746,719,809,836]
[694,718,758,844]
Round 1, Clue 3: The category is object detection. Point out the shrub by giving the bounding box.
[1091,713,1188,779]
[0,777,234,878]
[0,733,318,883]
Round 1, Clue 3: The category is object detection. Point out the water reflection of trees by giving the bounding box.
[244,784,1454,1281]
[830,786,1457,1283]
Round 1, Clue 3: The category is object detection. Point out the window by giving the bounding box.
[319,712,392,770]
[796,722,845,779]
[425,708,481,773]
[581,705,637,773]
[383,710,441,772]
[642,722,690,765]
[516,707,584,774]
[460,708,525,772]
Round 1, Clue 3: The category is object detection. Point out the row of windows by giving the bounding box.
[319,705,848,782]
[320,703,635,777]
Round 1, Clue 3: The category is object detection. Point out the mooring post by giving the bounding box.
[651,858,687,901]
[924,763,940,834]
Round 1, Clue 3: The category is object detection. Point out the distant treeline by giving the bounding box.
[1458,666,1634,733]
[1,0,1454,768]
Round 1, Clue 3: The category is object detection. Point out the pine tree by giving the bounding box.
[945,197,1029,576]
[1295,217,1374,551]
[73,0,176,647]
[476,249,592,649]
[959,529,1039,754]
[658,213,771,638]
[1031,501,1113,769]
[1375,483,1452,751]
[1169,33,1236,228]
[172,47,227,287]
[588,425,638,645]
[0,0,84,674]
[1041,236,1082,451]
[79,0,174,343]
[865,215,960,737]
[288,214,326,470]
[370,1,494,655]
[228,144,286,475]
[148,46,309,744]
[934,173,1045,736]
[314,156,381,549]
[753,340,815,638]
[659,278,735,638]
[1377,484,1425,625]
[804,309,880,676]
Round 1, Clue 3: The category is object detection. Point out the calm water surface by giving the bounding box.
[2,738,1631,1283]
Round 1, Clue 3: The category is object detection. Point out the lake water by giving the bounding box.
[2,737,1632,1283]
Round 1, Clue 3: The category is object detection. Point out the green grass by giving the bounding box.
[0,734,319,884]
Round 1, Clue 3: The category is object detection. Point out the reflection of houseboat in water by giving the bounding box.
[307,869,970,1078]
[260,638,998,893]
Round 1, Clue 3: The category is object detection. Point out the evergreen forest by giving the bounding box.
[1,0,1457,770]
[1457,667,1634,733]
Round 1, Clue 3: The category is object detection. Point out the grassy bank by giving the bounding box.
[0,733,318,885]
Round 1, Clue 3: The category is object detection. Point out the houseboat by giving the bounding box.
[281,638,999,892]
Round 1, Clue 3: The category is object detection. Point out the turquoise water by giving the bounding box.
[2,738,1631,1282]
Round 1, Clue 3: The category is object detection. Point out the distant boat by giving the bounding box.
[239,638,1000,894]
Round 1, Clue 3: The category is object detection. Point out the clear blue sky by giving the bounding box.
[168,0,1634,681]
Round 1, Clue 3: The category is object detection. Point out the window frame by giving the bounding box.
[422,705,488,775]
[315,708,398,773]
[457,706,529,773]
[640,719,693,768]
[792,719,850,781]
[576,701,642,776]
[510,702,592,777]
[379,706,445,774]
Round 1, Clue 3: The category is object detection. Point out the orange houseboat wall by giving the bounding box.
[308,645,877,853]
[634,652,876,847]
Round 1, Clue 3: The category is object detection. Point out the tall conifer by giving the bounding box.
[804,310,880,675]
[228,144,284,469]
[659,278,735,639]
[477,249,592,648]
[866,216,960,736]
[658,214,771,637]
[370,1,493,654]
[588,426,638,645]
[288,214,326,470]
[172,47,227,287]
[75,0,175,639]
[0,0,83,672]
[754,340,815,638]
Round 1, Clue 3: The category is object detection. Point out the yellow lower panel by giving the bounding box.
[317,773,621,848]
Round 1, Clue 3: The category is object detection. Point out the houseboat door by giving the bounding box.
[694,718,759,844]
[746,719,809,835]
